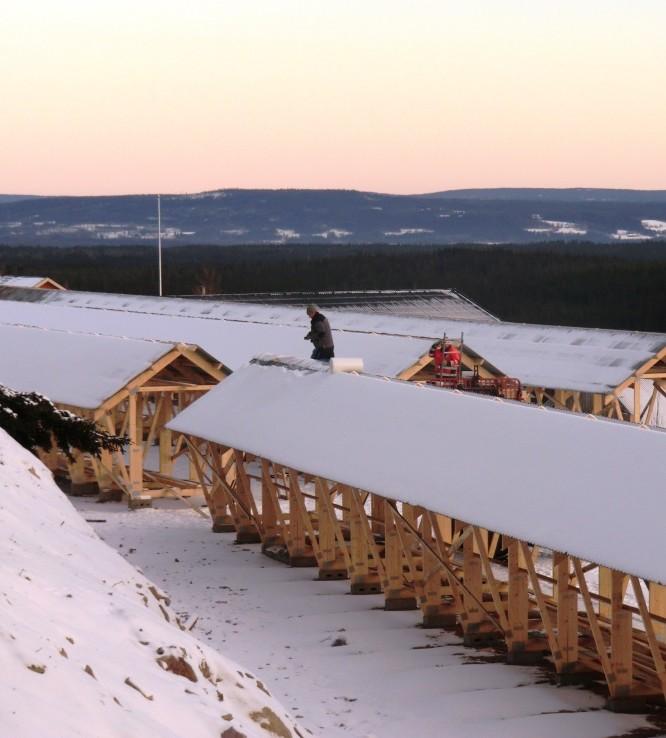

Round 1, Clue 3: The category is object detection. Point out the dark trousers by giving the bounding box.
[311,346,334,362]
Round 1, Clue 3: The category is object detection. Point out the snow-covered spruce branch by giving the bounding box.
[0,385,127,459]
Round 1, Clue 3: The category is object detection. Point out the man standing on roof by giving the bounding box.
[305,304,335,362]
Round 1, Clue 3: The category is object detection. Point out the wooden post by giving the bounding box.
[128,391,144,500]
[649,583,666,642]
[383,503,417,610]
[609,570,633,704]
[349,490,383,594]
[68,449,95,495]
[633,380,641,424]
[96,449,115,492]
[461,526,485,645]
[315,479,348,580]
[434,514,453,545]
[554,552,578,672]
[370,493,384,535]
[420,521,457,628]
[203,446,235,533]
[598,566,612,619]
[231,450,262,544]
[260,460,282,547]
[506,538,530,662]
[159,393,174,476]
[287,470,307,561]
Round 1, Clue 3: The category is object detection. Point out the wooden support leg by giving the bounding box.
[37,441,61,474]
[260,460,283,547]
[461,529,494,646]
[127,391,147,506]
[420,544,457,628]
[159,395,174,476]
[504,538,534,662]
[420,511,461,628]
[349,491,382,594]
[383,503,417,611]
[316,480,348,580]
[207,447,235,532]
[599,566,612,619]
[607,571,636,711]
[554,553,580,675]
[68,450,97,496]
[370,493,384,536]
[95,448,122,502]
[230,451,262,544]
[650,583,666,643]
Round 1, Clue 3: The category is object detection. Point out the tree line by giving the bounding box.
[0,242,664,332]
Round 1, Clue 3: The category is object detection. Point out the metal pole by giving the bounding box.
[157,194,163,297]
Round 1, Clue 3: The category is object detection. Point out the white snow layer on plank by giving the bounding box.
[0,428,304,738]
[0,323,174,409]
[3,288,665,392]
[169,361,666,584]
[0,301,431,379]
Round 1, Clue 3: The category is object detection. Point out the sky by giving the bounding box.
[1,0,665,196]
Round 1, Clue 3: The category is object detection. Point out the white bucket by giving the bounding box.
[329,357,364,374]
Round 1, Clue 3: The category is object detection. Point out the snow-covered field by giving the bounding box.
[0,430,305,738]
[73,496,664,738]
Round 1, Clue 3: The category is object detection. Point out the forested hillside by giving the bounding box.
[1,243,664,332]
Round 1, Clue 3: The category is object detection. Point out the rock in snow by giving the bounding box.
[0,429,306,738]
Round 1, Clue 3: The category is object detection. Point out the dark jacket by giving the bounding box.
[306,312,334,350]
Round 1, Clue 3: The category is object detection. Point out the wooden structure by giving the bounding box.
[170,358,666,711]
[0,323,226,504]
[402,337,666,426]
[0,284,663,427]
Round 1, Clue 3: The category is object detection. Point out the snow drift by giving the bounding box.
[0,428,306,738]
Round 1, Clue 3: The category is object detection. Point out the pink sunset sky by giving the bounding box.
[1,0,665,196]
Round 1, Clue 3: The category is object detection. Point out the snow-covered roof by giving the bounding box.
[0,286,664,393]
[169,359,666,584]
[0,298,433,379]
[0,428,302,738]
[0,274,65,290]
[0,323,183,409]
[0,275,64,289]
[200,289,498,321]
[0,276,44,287]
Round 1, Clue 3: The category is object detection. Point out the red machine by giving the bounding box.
[429,335,523,401]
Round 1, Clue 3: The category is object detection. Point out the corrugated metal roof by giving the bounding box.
[195,289,498,322]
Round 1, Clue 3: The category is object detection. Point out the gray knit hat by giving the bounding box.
[306,304,319,314]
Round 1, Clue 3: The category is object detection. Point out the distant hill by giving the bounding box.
[1,187,665,246]
[421,188,666,203]
[0,194,41,204]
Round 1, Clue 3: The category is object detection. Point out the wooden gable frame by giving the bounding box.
[398,342,666,427]
[39,343,228,506]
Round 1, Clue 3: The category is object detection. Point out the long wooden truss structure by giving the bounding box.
[39,344,226,505]
[401,344,666,425]
[184,437,666,711]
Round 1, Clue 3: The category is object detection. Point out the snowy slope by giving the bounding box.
[0,429,306,738]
